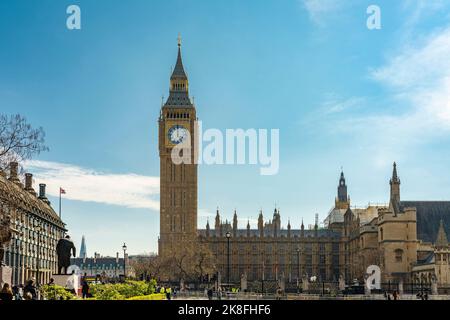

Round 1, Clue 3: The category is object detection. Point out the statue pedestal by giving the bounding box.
[52,274,81,296]
[432,282,438,295]
[240,273,247,291]
[0,265,12,287]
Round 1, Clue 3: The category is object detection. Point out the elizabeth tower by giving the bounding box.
[158,39,198,257]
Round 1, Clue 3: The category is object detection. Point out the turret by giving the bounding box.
[390,162,401,206]
[287,220,291,238]
[206,220,210,237]
[233,210,238,237]
[314,213,319,237]
[301,219,305,238]
[335,170,350,209]
[215,208,221,237]
[258,210,264,237]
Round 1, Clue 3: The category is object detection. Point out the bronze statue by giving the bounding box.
[56,235,76,274]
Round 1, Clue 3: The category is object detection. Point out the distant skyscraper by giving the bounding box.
[79,235,87,259]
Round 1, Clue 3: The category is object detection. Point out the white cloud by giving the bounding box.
[24,160,160,210]
[198,208,215,218]
[371,26,450,130]
[328,25,450,167]
[320,95,365,115]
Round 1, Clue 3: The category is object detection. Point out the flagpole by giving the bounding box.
[59,188,62,219]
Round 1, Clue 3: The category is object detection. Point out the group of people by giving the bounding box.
[0,279,39,300]
[0,275,90,301]
[206,286,228,300]
[384,290,400,300]
[156,285,174,300]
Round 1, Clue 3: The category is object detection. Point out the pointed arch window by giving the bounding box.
[395,249,403,263]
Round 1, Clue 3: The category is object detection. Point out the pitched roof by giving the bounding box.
[401,201,450,244]
[0,173,65,228]
[171,46,187,80]
[435,219,448,248]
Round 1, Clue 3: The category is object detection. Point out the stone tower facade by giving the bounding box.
[158,39,198,257]
[434,220,450,286]
[335,171,350,210]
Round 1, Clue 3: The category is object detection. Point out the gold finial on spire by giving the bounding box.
[177,33,182,47]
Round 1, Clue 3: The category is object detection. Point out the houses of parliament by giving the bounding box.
[158,40,450,288]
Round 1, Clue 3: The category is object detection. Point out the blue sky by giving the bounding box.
[2,0,450,256]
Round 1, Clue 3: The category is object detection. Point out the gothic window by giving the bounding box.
[319,255,326,264]
[395,249,403,263]
[319,243,325,252]
[332,242,339,253]
[380,228,384,241]
[332,255,339,265]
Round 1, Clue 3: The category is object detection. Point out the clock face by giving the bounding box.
[168,125,188,144]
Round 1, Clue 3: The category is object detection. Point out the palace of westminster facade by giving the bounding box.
[158,41,450,288]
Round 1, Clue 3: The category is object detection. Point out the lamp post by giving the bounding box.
[225,232,231,286]
[122,243,127,282]
[115,252,119,281]
[296,247,300,293]
[261,250,265,295]
[93,252,97,280]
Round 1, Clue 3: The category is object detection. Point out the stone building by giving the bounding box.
[71,254,128,280]
[157,40,450,289]
[0,162,66,286]
[333,163,450,288]
[199,209,343,284]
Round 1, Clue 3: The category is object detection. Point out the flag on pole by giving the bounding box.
[59,187,66,218]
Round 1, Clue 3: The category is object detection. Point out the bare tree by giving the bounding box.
[158,239,216,283]
[0,114,49,170]
[193,241,216,282]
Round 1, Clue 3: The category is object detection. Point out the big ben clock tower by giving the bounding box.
[158,37,198,257]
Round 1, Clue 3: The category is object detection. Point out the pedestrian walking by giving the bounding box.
[82,280,90,299]
[24,279,38,300]
[207,288,213,300]
[166,287,172,300]
[393,290,398,300]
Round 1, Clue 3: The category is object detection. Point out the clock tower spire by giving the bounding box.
[158,38,198,257]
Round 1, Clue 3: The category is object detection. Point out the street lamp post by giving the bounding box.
[115,252,119,281]
[122,243,127,282]
[296,247,300,293]
[225,232,231,287]
[93,252,97,279]
[261,251,265,295]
